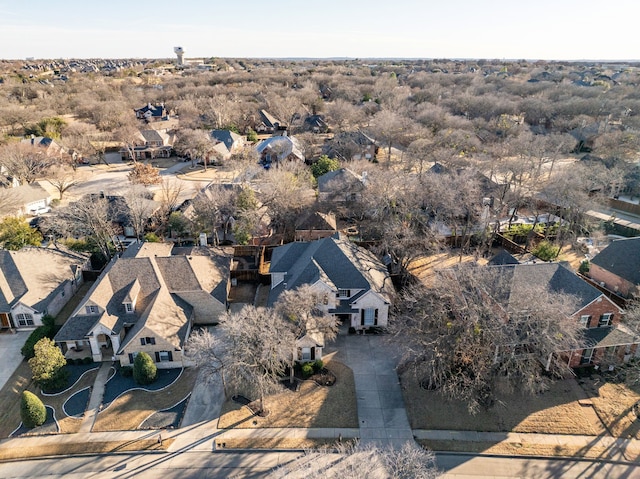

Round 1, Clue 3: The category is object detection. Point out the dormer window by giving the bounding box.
[85,305,99,315]
[124,302,133,313]
[337,289,351,298]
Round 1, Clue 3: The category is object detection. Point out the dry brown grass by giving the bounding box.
[417,440,631,460]
[557,245,587,271]
[92,368,198,432]
[581,379,640,439]
[401,373,603,435]
[408,252,488,287]
[0,439,173,461]
[217,438,335,450]
[0,360,34,438]
[218,360,357,429]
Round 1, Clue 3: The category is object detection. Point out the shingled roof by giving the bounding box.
[591,237,640,286]
[267,235,393,306]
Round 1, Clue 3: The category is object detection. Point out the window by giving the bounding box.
[124,303,133,313]
[301,347,311,361]
[598,313,613,327]
[580,348,594,365]
[16,313,34,327]
[156,351,172,362]
[85,305,98,314]
[140,337,156,346]
[128,352,139,364]
[337,289,351,298]
[362,308,378,326]
[579,315,591,327]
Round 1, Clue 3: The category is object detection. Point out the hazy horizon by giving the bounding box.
[1,0,636,61]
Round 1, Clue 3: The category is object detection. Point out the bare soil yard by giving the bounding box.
[218,360,357,429]
[580,378,640,439]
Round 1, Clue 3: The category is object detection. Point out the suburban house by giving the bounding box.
[256,135,305,168]
[20,136,66,157]
[302,114,329,134]
[589,237,640,300]
[487,262,634,370]
[0,181,52,217]
[135,103,168,122]
[0,247,89,331]
[255,109,287,134]
[294,211,337,242]
[54,243,231,368]
[268,234,394,361]
[317,168,366,204]
[323,131,378,161]
[210,130,245,154]
[119,129,174,160]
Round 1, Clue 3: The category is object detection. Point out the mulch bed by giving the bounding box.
[102,368,182,406]
[42,363,98,395]
[63,387,91,417]
[139,395,190,429]
[11,406,58,436]
[293,368,337,387]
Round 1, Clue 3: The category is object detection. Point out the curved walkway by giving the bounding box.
[78,362,113,433]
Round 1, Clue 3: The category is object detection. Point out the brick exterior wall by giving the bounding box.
[589,264,636,298]
[573,296,620,329]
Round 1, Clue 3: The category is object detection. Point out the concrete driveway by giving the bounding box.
[0,331,29,390]
[327,331,413,447]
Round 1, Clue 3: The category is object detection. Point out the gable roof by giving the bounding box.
[590,237,640,286]
[295,211,337,232]
[56,244,230,349]
[211,130,243,150]
[256,135,304,162]
[488,249,519,266]
[258,109,286,129]
[317,168,364,194]
[0,247,89,313]
[268,235,393,306]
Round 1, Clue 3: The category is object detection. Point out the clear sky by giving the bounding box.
[0,0,637,60]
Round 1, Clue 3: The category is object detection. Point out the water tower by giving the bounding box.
[174,46,185,66]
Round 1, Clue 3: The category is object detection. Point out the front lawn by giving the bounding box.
[401,372,604,436]
[92,367,198,431]
[580,378,640,439]
[217,360,357,429]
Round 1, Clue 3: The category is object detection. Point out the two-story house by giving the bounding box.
[589,236,640,300]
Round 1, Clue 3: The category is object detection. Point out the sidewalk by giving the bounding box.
[78,362,113,433]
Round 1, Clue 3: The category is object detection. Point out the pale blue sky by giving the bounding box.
[0,0,637,60]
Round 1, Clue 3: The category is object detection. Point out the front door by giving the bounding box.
[0,313,11,329]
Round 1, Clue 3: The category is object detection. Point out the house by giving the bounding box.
[134,103,168,122]
[323,131,377,161]
[255,110,287,134]
[0,247,89,331]
[120,129,174,160]
[54,243,231,368]
[268,235,394,341]
[294,211,337,242]
[20,136,66,156]
[487,262,635,370]
[1,182,52,217]
[302,114,329,134]
[317,168,366,203]
[256,135,304,168]
[210,130,245,154]
[589,237,640,299]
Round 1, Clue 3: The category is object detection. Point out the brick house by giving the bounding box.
[54,243,230,368]
[589,237,640,300]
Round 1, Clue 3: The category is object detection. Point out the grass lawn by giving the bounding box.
[92,367,198,432]
[218,360,357,429]
[0,439,173,461]
[42,368,99,434]
[217,438,335,450]
[580,378,640,439]
[401,372,604,436]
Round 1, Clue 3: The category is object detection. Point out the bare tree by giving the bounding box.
[267,441,440,479]
[123,186,157,241]
[184,328,230,397]
[0,142,54,184]
[128,162,162,186]
[392,264,583,413]
[46,164,79,200]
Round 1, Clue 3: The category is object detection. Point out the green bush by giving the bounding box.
[312,360,324,373]
[29,338,69,391]
[301,363,314,379]
[21,315,56,359]
[143,232,161,242]
[532,240,560,261]
[20,391,46,428]
[579,260,590,274]
[133,352,157,385]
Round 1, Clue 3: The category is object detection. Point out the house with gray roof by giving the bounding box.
[54,243,231,368]
[317,168,366,204]
[210,130,245,154]
[589,237,640,299]
[256,134,304,168]
[119,129,174,160]
[0,247,89,331]
[255,109,287,134]
[268,235,394,340]
[486,262,634,370]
